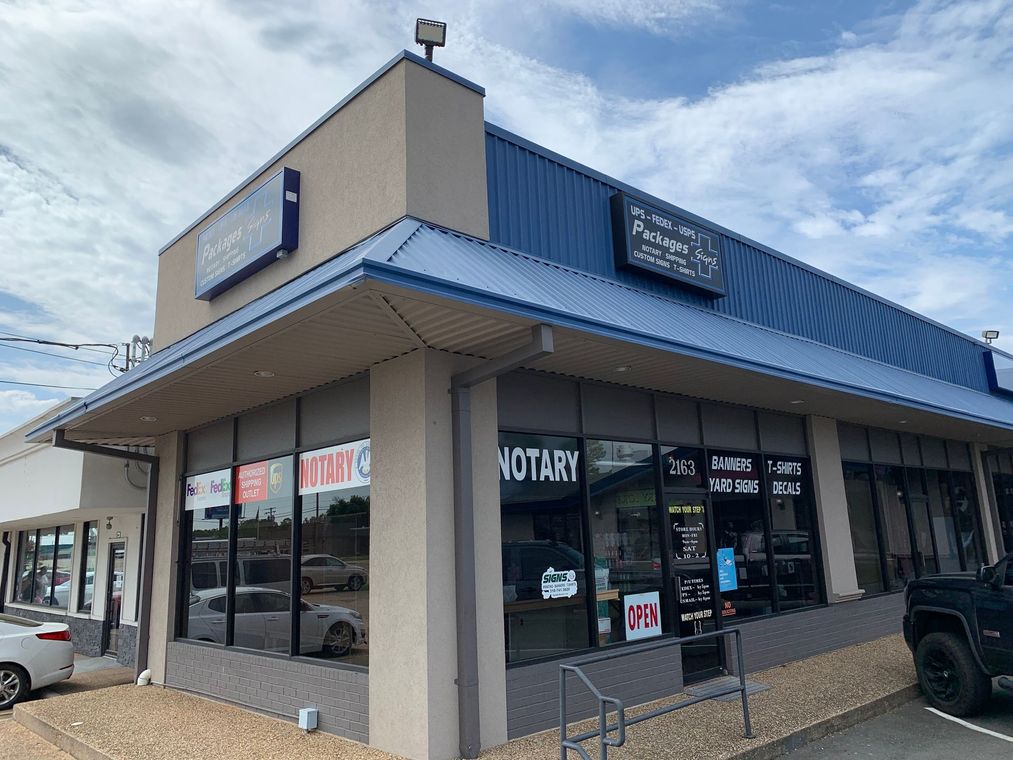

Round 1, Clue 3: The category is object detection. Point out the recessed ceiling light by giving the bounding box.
[253,370,276,378]
[615,365,632,373]
[898,420,909,424]
[789,400,805,405]
[139,415,158,423]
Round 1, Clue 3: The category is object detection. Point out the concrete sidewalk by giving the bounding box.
[12,635,918,760]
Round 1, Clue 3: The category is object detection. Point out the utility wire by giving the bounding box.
[0,330,119,356]
[0,379,97,391]
[0,342,111,366]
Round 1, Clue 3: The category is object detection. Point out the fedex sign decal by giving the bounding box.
[184,468,231,512]
[624,591,662,641]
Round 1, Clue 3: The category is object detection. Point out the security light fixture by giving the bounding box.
[615,365,632,373]
[982,329,1000,344]
[139,415,158,422]
[415,18,447,61]
[106,516,113,530]
[253,370,276,378]
[789,399,806,405]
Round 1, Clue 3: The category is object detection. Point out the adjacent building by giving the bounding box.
[16,51,1013,760]
[1,401,148,665]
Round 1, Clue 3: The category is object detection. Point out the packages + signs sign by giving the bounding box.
[194,167,300,300]
[298,439,370,495]
[184,468,231,511]
[611,192,726,296]
[624,591,662,641]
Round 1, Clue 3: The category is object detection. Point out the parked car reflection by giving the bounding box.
[186,586,366,658]
[300,554,368,594]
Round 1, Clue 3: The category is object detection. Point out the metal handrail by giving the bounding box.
[559,628,755,759]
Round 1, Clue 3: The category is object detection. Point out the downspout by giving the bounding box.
[0,531,10,614]
[451,323,554,759]
[52,431,159,679]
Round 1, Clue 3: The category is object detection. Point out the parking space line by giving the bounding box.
[925,708,1013,743]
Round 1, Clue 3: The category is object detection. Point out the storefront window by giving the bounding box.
[181,467,232,641]
[906,470,939,576]
[874,466,915,590]
[844,463,885,594]
[298,439,370,664]
[766,456,820,610]
[950,472,983,569]
[586,440,663,646]
[50,525,74,610]
[78,522,99,612]
[991,453,1013,554]
[14,530,37,603]
[711,450,772,619]
[925,470,961,573]
[500,432,589,663]
[233,456,293,654]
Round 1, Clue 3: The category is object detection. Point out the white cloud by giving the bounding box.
[536,0,723,34]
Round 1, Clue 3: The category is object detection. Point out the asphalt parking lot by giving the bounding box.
[788,686,1013,759]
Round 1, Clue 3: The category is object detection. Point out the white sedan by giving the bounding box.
[0,613,74,709]
[186,587,366,657]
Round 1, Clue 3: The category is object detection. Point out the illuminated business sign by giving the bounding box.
[985,350,1013,397]
[611,192,726,296]
[194,167,300,300]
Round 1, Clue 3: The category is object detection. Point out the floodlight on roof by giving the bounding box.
[982,329,1000,344]
[415,18,447,62]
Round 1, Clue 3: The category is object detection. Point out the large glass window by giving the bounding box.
[843,463,885,594]
[926,470,961,573]
[14,531,37,603]
[766,456,820,610]
[874,466,915,590]
[991,453,1013,554]
[586,440,664,646]
[51,525,74,610]
[11,526,74,607]
[233,456,293,654]
[950,472,983,569]
[298,439,370,665]
[181,468,232,641]
[78,523,99,613]
[500,433,589,663]
[906,470,939,576]
[710,451,772,619]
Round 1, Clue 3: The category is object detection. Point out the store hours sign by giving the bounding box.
[194,167,300,300]
[610,192,726,296]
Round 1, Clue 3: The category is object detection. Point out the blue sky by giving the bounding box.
[0,0,1011,434]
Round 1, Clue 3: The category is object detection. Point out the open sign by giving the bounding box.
[624,591,662,641]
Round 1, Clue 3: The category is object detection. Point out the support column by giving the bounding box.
[369,350,459,760]
[806,416,863,601]
[147,432,184,683]
[471,378,508,749]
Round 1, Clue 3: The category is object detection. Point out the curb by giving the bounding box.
[14,705,116,760]
[729,683,922,760]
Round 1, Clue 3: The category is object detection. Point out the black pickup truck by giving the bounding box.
[904,549,1013,715]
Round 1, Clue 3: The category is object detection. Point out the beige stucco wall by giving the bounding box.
[369,349,459,760]
[147,431,184,683]
[153,56,488,350]
[470,377,508,749]
[806,415,863,601]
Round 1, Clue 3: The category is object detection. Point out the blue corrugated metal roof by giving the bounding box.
[484,124,993,392]
[29,217,1013,442]
[374,224,1013,430]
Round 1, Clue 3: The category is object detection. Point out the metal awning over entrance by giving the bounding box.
[28,217,1013,447]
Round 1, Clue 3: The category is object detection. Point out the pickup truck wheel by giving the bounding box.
[915,632,991,716]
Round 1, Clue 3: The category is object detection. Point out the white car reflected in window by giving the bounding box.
[186,587,366,657]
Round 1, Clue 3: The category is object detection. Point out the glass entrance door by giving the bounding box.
[103,542,125,657]
[666,495,721,681]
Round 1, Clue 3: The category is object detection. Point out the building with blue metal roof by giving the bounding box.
[10,50,1013,760]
